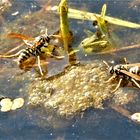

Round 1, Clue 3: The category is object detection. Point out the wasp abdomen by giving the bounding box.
[18,48,34,63]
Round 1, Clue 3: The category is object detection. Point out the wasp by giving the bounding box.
[103,60,140,92]
[0,29,64,76]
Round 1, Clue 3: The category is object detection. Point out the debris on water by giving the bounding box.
[27,60,137,118]
[0,98,12,112]
[11,97,24,110]
[0,0,11,12]
[0,97,24,112]
[131,112,140,123]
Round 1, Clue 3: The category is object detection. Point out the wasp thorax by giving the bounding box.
[109,65,122,75]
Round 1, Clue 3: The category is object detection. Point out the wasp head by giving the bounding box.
[109,66,115,74]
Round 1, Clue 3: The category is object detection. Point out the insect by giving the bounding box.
[103,60,140,92]
[0,30,64,76]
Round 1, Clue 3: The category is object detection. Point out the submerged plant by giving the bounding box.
[52,3,140,54]
[57,0,70,53]
[79,4,115,53]
[72,4,140,53]
[57,0,77,65]
[67,5,140,28]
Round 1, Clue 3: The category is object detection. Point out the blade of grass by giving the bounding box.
[66,8,140,28]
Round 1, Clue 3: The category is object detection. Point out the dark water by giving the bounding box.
[0,0,140,140]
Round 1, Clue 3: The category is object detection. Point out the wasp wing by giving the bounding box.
[8,33,36,47]
[7,33,35,41]
[123,63,140,67]
[120,69,140,81]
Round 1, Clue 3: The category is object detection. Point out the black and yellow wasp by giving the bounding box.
[0,30,64,76]
[104,60,140,92]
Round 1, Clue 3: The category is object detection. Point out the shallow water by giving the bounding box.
[0,0,140,140]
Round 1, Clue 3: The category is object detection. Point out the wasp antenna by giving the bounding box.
[45,28,48,36]
[103,60,110,68]
[123,57,129,64]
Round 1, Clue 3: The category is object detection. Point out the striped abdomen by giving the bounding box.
[18,36,50,63]
[18,48,35,63]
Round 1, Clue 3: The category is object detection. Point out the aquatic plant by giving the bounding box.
[57,0,77,65]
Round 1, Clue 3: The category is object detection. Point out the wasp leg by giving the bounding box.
[112,78,123,93]
[0,50,22,58]
[23,40,34,47]
[106,75,116,83]
[37,56,43,76]
[131,78,140,88]
[103,60,110,69]
[4,43,24,55]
